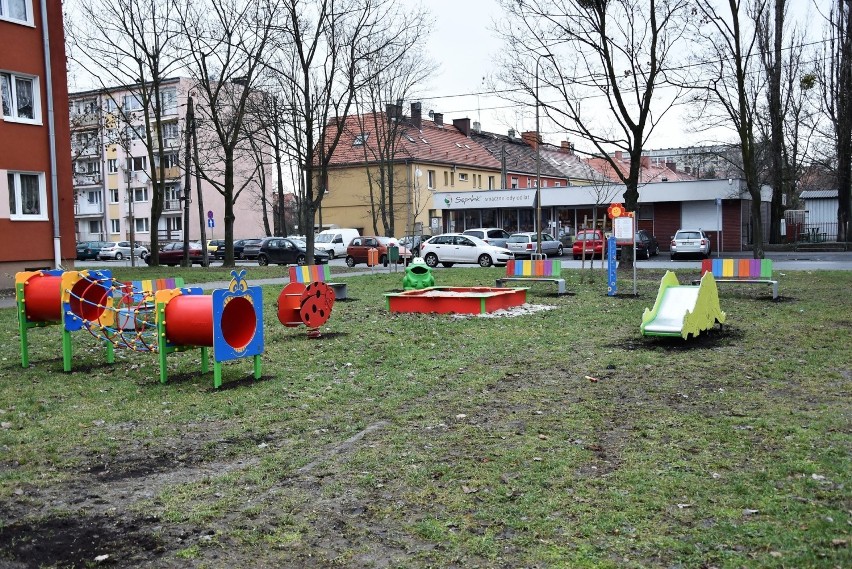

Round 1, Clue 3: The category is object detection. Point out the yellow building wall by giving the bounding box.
[323,162,500,236]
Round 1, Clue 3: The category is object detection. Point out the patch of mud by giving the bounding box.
[0,512,165,568]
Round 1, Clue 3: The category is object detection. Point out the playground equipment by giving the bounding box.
[15,269,263,388]
[641,271,726,338]
[277,280,335,338]
[385,286,527,315]
[402,257,435,290]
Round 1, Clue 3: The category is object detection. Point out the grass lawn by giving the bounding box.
[0,266,849,567]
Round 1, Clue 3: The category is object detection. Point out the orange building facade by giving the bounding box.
[0,0,75,288]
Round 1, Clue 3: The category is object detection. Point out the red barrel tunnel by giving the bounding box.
[164,295,256,349]
[24,273,109,323]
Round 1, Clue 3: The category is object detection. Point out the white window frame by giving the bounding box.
[132,187,148,202]
[107,159,118,174]
[6,171,47,221]
[458,173,468,182]
[109,188,119,203]
[110,218,121,234]
[0,0,33,26]
[134,217,150,233]
[88,219,102,235]
[160,88,177,115]
[162,122,179,141]
[127,156,147,172]
[1,71,40,124]
[427,170,435,189]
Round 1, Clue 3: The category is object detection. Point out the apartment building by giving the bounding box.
[0,0,75,288]
[69,77,269,249]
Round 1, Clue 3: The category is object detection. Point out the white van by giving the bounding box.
[314,228,360,259]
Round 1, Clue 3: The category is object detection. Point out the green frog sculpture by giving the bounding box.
[402,257,435,290]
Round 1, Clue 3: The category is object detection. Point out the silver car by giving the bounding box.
[462,228,512,248]
[670,229,712,260]
[506,232,564,258]
[420,233,514,268]
[98,240,149,261]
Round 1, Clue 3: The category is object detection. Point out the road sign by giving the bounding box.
[207,210,214,219]
[207,218,214,228]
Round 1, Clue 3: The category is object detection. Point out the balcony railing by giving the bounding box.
[157,228,183,241]
[163,199,182,212]
[74,201,104,216]
[73,173,102,187]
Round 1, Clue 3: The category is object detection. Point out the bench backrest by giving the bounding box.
[505,259,562,278]
[701,258,772,279]
[119,277,185,302]
[289,264,331,283]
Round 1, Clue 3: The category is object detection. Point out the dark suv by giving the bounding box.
[255,237,330,266]
[76,241,111,260]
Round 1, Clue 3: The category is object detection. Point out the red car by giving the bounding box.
[345,236,412,267]
[150,242,210,266]
[572,229,607,259]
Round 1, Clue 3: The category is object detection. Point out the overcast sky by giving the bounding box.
[419,0,832,153]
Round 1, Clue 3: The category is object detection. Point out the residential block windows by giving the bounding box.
[107,159,118,174]
[510,177,519,189]
[110,218,120,234]
[0,0,31,25]
[7,171,46,220]
[158,153,179,168]
[109,188,119,203]
[1,72,38,122]
[427,170,435,189]
[160,88,177,115]
[88,219,102,235]
[458,173,468,182]
[134,217,150,233]
[162,121,179,141]
[127,156,147,171]
[488,176,495,190]
[123,94,142,111]
[132,187,148,202]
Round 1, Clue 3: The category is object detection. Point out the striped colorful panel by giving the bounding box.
[711,258,723,277]
[506,259,561,277]
[760,259,772,278]
[721,259,735,277]
[289,264,331,283]
[701,259,712,275]
[737,259,750,277]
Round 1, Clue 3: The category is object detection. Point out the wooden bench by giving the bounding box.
[289,265,347,300]
[495,259,567,295]
[692,258,778,299]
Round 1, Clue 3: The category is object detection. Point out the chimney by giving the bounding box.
[411,102,422,129]
[472,121,481,133]
[560,140,573,154]
[433,112,443,126]
[386,103,400,121]
[521,131,540,151]
[453,117,471,137]
[508,129,516,139]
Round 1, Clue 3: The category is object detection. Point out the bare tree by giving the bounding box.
[175,0,279,265]
[687,0,769,258]
[819,0,852,241]
[268,0,426,258]
[352,39,432,237]
[495,0,691,265]
[67,0,186,265]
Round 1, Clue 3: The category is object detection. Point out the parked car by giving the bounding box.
[212,238,262,260]
[150,242,210,266]
[506,232,564,258]
[670,229,712,260]
[76,240,111,261]
[572,229,607,260]
[255,237,330,266]
[616,230,660,260]
[207,239,224,256]
[462,227,512,248]
[398,235,425,257]
[314,228,360,259]
[98,241,149,261]
[345,236,412,267]
[420,233,514,268]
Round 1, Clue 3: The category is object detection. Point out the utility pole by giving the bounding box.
[192,99,209,266]
[181,97,193,267]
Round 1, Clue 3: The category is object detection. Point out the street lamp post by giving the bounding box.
[535,53,554,257]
